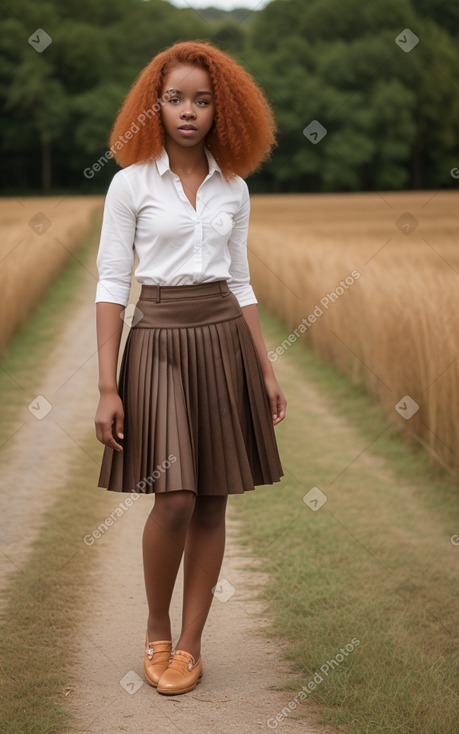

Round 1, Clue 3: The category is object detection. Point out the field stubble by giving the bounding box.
[0,196,103,355]
[248,191,459,475]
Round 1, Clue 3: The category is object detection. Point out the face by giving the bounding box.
[160,64,215,149]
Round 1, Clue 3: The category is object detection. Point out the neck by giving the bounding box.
[164,138,208,175]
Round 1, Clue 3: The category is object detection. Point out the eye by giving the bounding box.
[196,100,209,106]
[168,97,180,104]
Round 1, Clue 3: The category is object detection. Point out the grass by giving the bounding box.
[230,303,459,734]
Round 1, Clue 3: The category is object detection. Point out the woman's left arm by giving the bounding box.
[241,304,287,426]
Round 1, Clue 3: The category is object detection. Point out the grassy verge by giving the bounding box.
[0,207,113,733]
[0,433,111,734]
[230,306,459,734]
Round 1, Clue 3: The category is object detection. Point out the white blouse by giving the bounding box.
[95,146,258,308]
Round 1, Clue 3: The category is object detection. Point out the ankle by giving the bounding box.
[147,616,171,642]
[175,637,201,661]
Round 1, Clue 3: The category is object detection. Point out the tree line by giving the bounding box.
[1,0,458,193]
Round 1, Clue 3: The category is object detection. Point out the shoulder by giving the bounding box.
[232,174,250,208]
[109,160,156,186]
[220,172,249,205]
[231,174,249,194]
[106,160,158,200]
[206,147,249,202]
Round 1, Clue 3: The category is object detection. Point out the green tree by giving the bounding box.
[1,0,458,193]
[0,0,209,192]
[245,0,459,191]
[6,55,69,192]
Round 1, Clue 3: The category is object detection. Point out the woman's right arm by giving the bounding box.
[94,171,136,452]
[94,302,125,451]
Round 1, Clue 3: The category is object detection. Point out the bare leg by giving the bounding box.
[176,495,228,661]
[142,490,196,642]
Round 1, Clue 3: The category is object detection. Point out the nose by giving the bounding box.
[180,100,196,119]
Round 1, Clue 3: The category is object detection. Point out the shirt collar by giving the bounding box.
[155,147,221,178]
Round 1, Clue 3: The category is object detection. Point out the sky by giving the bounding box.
[167,0,271,11]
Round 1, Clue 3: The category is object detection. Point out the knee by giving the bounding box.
[192,496,227,531]
[151,490,196,532]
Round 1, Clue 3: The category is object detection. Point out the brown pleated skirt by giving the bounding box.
[97,280,283,495]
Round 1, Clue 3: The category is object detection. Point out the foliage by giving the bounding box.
[0,0,458,192]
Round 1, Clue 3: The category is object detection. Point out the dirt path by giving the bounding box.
[65,502,336,734]
[0,269,338,732]
[0,265,101,594]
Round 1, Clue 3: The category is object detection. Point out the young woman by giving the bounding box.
[94,40,286,696]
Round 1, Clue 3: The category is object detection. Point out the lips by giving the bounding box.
[178,125,197,130]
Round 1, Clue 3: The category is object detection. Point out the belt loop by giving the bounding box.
[156,285,161,303]
[218,281,224,298]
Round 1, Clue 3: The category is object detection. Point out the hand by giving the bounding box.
[95,391,125,451]
[263,373,287,426]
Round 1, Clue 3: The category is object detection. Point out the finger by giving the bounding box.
[96,423,124,451]
[105,436,124,451]
[277,399,287,420]
[115,412,124,440]
[102,427,123,451]
[272,396,286,424]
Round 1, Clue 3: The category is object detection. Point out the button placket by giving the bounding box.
[174,176,187,204]
[192,220,203,281]
[192,185,206,281]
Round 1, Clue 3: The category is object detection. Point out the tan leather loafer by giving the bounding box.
[144,634,173,687]
[156,649,203,695]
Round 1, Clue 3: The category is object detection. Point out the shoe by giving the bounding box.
[144,633,173,687]
[156,649,203,695]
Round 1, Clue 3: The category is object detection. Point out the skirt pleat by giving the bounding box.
[97,281,283,495]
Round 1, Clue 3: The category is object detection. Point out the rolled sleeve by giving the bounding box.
[226,181,258,307]
[95,170,136,306]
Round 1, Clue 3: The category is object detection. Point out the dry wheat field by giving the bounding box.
[1,191,457,475]
[248,190,459,475]
[0,196,103,354]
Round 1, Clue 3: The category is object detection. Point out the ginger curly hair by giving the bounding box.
[108,40,277,179]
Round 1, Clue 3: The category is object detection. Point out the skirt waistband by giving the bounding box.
[139,280,231,302]
[134,280,240,328]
